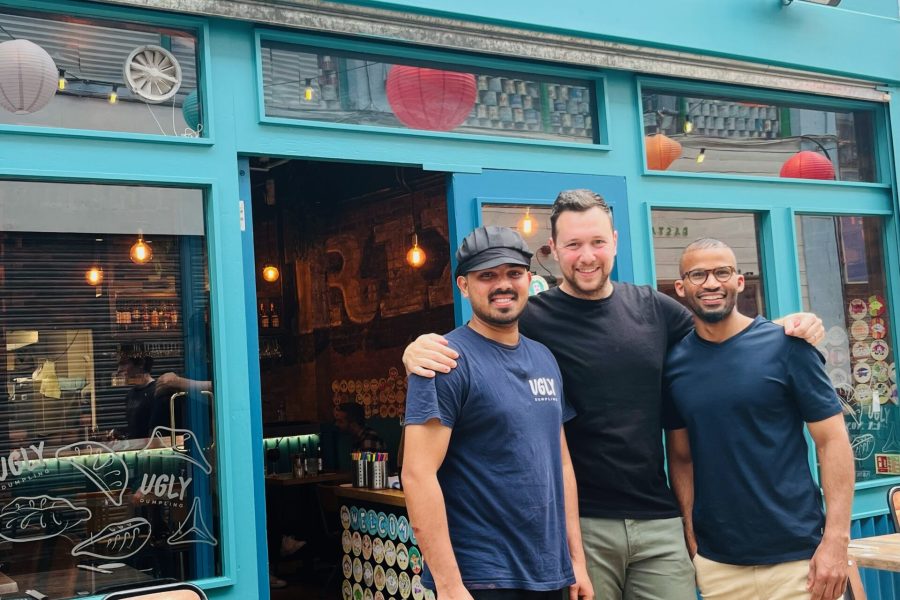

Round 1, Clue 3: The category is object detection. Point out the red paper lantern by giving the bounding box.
[385,66,477,132]
[780,150,835,180]
[645,134,683,171]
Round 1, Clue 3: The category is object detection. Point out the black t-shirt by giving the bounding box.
[520,282,693,519]
[125,380,159,439]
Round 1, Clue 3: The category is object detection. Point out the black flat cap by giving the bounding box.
[455,225,533,277]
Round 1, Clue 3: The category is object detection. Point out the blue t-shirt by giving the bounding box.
[405,325,576,591]
[663,316,842,566]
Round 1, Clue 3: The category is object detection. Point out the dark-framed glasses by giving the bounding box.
[681,266,737,285]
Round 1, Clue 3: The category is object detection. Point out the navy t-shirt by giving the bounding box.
[405,325,577,591]
[663,316,842,565]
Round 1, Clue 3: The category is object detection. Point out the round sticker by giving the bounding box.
[871,318,888,339]
[377,512,389,538]
[854,362,873,384]
[342,530,353,554]
[353,557,363,582]
[408,546,422,575]
[375,593,385,600]
[399,571,411,599]
[872,362,890,383]
[425,590,436,600]
[852,342,871,359]
[364,561,375,587]
[396,543,409,570]
[892,384,898,404]
[374,565,386,591]
[364,588,373,600]
[411,575,425,600]
[828,348,849,367]
[855,384,873,405]
[342,580,353,600]
[352,532,362,557]
[397,516,410,543]
[350,506,359,530]
[851,320,870,341]
[409,524,417,546]
[363,535,373,560]
[891,363,896,383]
[388,514,398,540]
[341,505,351,530]
[875,382,891,404]
[386,568,399,595]
[342,555,353,579]
[373,537,385,563]
[849,299,868,320]
[347,380,356,393]
[871,340,890,362]
[358,509,368,534]
[340,380,349,393]
[384,540,397,567]
[869,295,887,317]
[826,326,849,347]
[829,369,850,387]
[529,275,550,296]
[352,582,363,600]
[369,511,379,533]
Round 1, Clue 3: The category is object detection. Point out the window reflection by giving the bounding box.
[642,88,876,182]
[0,181,219,598]
[481,204,562,292]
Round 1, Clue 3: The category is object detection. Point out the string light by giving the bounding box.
[108,85,118,104]
[696,148,706,164]
[683,116,693,134]
[406,234,426,268]
[303,78,315,102]
[517,207,537,237]
[262,264,280,282]
[130,235,152,264]
[57,69,66,91]
[85,266,103,286]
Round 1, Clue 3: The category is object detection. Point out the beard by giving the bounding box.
[561,268,611,300]
[688,291,738,324]
[472,289,526,326]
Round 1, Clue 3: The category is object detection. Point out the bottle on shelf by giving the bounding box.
[142,302,151,331]
[150,305,160,329]
[317,444,323,474]
[260,302,269,329]
[270,302,280,329]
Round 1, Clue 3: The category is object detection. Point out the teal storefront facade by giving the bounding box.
[2,0,900,598]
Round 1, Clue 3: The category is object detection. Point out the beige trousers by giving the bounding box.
[693,553,812,600]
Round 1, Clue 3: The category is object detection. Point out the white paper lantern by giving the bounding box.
[0,39,58,115]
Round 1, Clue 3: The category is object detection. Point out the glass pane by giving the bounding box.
[261,40,599,144]
[0,8,203,137]
[481,204,562,293]
[641,88,877,182]
[652,210,766,317]
[0,181,220,597]
[796,215,894,483]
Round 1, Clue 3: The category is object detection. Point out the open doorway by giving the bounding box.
[248,158,455,597]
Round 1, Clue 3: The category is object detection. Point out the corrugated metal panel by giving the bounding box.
[852,515,900,599]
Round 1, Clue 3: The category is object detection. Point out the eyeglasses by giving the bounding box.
[681,266,737,285]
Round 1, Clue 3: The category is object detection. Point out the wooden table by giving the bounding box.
[849,533,900,571]
[265,471,351,487]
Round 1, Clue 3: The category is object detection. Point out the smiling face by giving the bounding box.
[675,246,744,323]
[549,206,618,300]
[457,263,531,330]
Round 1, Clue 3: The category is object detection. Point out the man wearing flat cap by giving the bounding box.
[403,226,593,600]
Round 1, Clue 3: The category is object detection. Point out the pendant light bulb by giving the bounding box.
[108,85,118,105]
[304,79,315,102]
[696,148,706,165]
[262,264,280,282]
[58,69,66,91]
[85,266,103,286]
[683,117,693,134]
[406,234,426,268]
[518,207,537,237]
[130,236,152,264]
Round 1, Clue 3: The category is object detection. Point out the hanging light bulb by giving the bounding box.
[683,116,693,134]
[57,69,66,91]
[85,266,103,286]
[406,233,426,268]
[696,148,706,164]
[262,264,280,282]
[303,79,315,102]
[517,207,537,237]
[130,235,152,264]
[108,85,118,104]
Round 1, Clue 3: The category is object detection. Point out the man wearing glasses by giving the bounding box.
[664,238,853,600]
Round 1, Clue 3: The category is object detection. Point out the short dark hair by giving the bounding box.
[118,354,154,375]
[679,238,735,272]
[550,189,613,240]
[336,402,365,427]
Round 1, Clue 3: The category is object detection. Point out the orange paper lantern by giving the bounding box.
[779,150,835,180]
[645,134,683,171]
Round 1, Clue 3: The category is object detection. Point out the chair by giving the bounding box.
[888,485,900,532]
[102,581,207,599]
[844,559,867,600]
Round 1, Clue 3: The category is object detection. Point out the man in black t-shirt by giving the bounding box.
[404,190,824,600]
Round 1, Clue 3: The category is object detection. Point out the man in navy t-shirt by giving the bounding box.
[663,238,854,600]
[403,226,593,600]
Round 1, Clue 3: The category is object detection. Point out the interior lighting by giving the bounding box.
[85,266,103,286]
[406,234,426,269]
[129,235,152,264]
[262,264,280,283]
[518,207,537,237]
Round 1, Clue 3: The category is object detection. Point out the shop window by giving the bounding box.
[796,215,894,483]
[651,210,766,317]
[481,204,562,293]
[260,40,599,144]
[641,87,877,182]
[0,8,203,137]
[0,181,220,597]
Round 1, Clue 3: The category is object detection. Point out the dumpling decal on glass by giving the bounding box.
[167,497,217,546]
[55,442,128,507]
[0,495,92,542]
[141,427,213,475]
[71,517,151,559]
